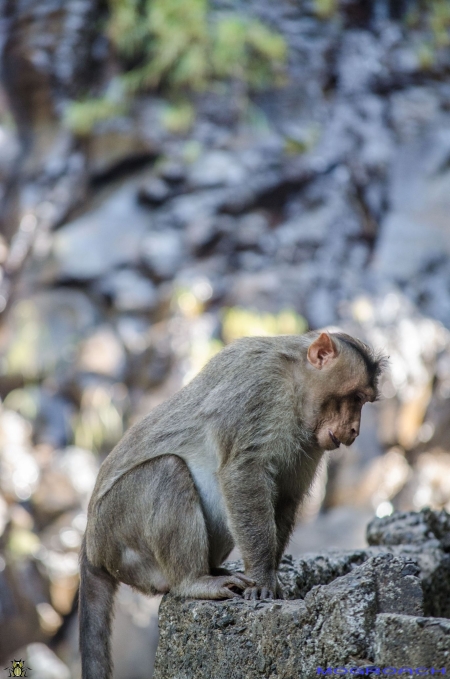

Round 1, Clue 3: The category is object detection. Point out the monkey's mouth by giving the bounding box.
[328,430,341,448]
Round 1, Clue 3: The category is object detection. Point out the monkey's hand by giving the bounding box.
[243,574,284,600]
[175,573,255,599]
[210,573,256,598]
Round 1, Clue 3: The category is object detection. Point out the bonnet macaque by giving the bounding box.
[79,331,385,679]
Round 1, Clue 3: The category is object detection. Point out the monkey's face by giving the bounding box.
[304,331,381,451]
[313,388,374,450]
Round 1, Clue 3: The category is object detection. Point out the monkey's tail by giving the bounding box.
[79,537,118,679]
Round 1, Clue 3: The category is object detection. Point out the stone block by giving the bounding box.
[374,613,450,669]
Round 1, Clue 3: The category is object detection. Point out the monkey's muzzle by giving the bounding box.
[328,430,341,448]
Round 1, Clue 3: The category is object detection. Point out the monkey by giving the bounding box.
[79,330,386,679]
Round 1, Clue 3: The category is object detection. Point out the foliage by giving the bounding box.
[283,123,321,156]
[3,387,39,421]
[72,384,124,453]
[0,109,17,132]
[4,300,54,379]
[406,0,450,68]
[407,0,450,47]
[173,283,307,383]
[161,100,195,134]
[313,0,338,20]
[64,96,128,136]
[8,527,40,557]
[65,0,287,134]
[416,41,435,68]
[222,307,307,344]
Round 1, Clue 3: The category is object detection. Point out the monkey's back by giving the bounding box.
[88,335,312,515]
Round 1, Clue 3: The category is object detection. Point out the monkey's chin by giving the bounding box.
[328,430,341,449]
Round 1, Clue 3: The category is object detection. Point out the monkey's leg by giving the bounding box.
[150,456,254,598]
[219,457,280,600]
[99,455,253,599]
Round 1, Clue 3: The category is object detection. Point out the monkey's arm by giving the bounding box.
[274,497,299,567]
[219,456,281,599]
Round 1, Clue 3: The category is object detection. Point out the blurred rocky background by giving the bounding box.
[1,0,450,676]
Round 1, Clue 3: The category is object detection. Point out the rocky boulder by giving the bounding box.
[154,510,450,678]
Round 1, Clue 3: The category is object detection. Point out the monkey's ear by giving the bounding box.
[307,332,338,369]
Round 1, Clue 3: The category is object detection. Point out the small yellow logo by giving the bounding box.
[4,660,31,678]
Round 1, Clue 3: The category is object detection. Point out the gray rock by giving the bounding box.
[235,252,267,272]
[301,558,379,662]
[372,125,450,283]
[98,269,158,312]
[188,151,246,189]
[368,553,422,617]
[115,316,152,354]
[154,510,450,677]
[278,551,422,617]
[77,326,126,379]
[51,180,152,280]
[169,189,228,226]
[337,30,386,95]
[185,215,222,255]
[374,614,450,669]
[276,550,368,599]
[138,177,171,206]
[305,285,337,328]
[23,643,71,679]
[275,201,336,248]
[157,160,186,184]
[390,87,441,142]
[32,389,74,448]
[88,118,156,178]
[141,231,184,280]
[154,552,423,679]
[236,213,269,250]
[367,509,450,618]
[366,508,450,548]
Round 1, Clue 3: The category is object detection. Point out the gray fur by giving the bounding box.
[80,332,384,679]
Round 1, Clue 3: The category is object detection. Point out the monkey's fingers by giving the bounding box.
[232,573,255,587]
[243,586,275,600]
[217,587,242,599]
[225,575,254,590]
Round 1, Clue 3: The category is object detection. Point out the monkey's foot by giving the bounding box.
[244,582,284,601]
[176,573,255,600]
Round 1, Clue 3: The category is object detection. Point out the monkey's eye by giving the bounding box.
[354,393,365,404]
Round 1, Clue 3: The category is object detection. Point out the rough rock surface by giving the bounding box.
[154,510,450,678]
[366,509,450,618]
[375,614,450,669]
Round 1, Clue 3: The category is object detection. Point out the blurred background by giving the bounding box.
[1,0,450,676]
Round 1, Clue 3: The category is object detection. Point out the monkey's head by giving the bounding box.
[304,331,386,451]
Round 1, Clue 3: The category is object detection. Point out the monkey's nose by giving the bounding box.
[350,426,359,437]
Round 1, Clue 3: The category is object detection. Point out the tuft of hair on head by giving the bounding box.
[331,332,388,398]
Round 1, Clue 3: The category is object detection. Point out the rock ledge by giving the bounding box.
[154,510,450,678]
